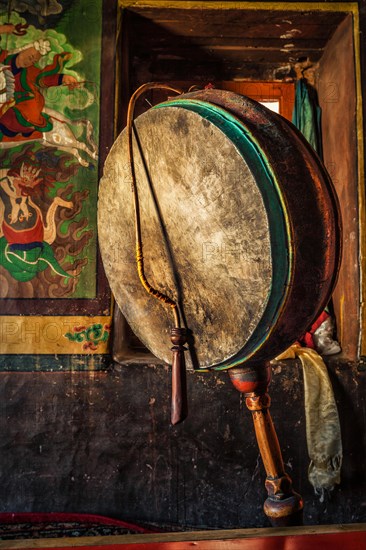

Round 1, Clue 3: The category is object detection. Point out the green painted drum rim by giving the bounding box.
[154,99,293,370]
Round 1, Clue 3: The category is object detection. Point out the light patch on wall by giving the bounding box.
[260,101,280,114]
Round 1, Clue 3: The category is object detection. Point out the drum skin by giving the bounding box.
[98,89,341,371]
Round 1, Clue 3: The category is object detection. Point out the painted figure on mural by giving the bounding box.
[0,24,77,140]
[0,2,100,301]
[0,158,74,281]
[0,23,98,167]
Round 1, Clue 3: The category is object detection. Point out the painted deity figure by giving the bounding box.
[0,24,77,141]
[0,24,98,167]
[0,162,73,281]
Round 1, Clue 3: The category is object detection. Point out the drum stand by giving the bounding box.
[229,363,303,526]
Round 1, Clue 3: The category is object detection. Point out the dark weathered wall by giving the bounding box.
[1,362,366,528]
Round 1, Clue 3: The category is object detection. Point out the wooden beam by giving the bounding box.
[1,523,366,549]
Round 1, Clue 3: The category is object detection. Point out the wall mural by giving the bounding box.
[0,0,112,368]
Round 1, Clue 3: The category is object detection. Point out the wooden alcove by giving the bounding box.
[114,1,363,364]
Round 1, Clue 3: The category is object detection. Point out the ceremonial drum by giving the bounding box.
[98,89,341,371]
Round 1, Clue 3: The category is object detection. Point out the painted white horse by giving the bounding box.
[0,106,98,167]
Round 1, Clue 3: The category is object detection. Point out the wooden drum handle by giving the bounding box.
[229,363,303,526]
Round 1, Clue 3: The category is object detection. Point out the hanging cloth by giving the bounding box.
[276,345,342,499]
[285,78,343,496]
[292,77,323,158]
